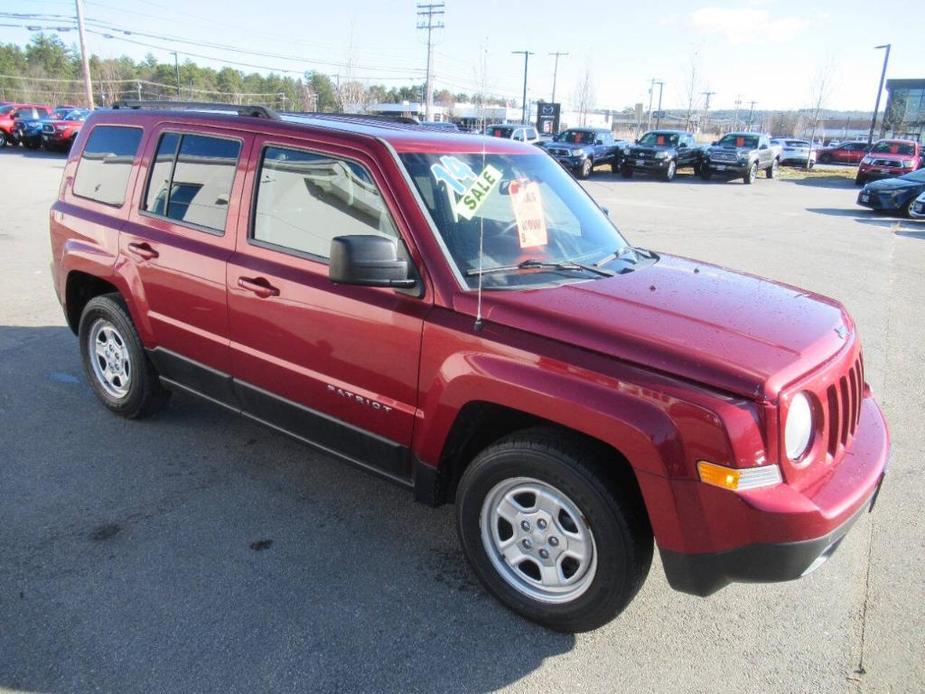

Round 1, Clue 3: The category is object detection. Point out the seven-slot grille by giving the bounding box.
[825,356,864,456]
[870,158,900,167]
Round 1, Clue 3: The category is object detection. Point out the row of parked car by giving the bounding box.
[0,102,89,151]
[481,124,925,189]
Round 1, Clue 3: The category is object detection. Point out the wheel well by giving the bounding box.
[433,401,645,512]
[64,271,119,334]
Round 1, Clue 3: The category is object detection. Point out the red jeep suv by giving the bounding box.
[50,103,889,632]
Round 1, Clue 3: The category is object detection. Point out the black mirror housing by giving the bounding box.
[329,235,415,288]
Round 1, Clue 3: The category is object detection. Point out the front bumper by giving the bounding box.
[860,165,912,180]
[857,189,917,211]
[627,157,672,173]
[705,160,748,175]
[656,396,889,596]
[550,155,587,172]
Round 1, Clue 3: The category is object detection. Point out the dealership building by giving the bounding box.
[884,78,925,141]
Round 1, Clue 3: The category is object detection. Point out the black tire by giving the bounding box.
[743,161,758,184]
[661,159,677,182]
[0,131,7,147]
[700,165,713,181]
[766,158,779,179]
[456,427,653,633]
[818,153,830,164]
[855,173,866,187]
[620,166,634,179]
[78,293,170,418]
[577,158,592,179]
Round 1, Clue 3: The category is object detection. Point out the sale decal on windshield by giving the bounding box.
[431,155,503,220]
[509,179,548,248]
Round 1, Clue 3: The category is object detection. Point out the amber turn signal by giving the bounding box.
[697,460,782,491]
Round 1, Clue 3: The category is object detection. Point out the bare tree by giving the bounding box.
[682,52,702,131]
[805,58,836,169]
[337,22,368,113]
[573,63,595,127]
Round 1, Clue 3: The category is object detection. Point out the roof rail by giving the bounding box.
[112,100,279,120]
[283,111,420,125]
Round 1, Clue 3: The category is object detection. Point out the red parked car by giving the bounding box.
[50,103,889,632]
[41,108,90,151]
[0,102,52,147]
[817,141,871,165]
[856,139,923,185]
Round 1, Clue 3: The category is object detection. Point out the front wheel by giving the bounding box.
[744,161,758,184]
[620,166,634,178]
[855,173,866,186]
[700,165,713,180]
[577,158,592,179]
[661,159,677,182]
[0,131,7,147]
[79,294,170,418]
[456,428,653,632]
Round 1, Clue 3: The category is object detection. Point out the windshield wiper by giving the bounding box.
[593,246,656,268]
[466,257,615,278]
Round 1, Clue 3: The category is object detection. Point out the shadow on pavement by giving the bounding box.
[0,146,68,160]
[783,175,855,189]
[0,325,574,693]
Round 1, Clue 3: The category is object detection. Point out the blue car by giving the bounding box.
[857,168,925,218]
[12,106,76,149]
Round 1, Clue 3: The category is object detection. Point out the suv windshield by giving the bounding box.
[717,134,759,148]
[638,132,678,146]
[871,141,915,156]
[557,130,596,144]
[399,150,630,289]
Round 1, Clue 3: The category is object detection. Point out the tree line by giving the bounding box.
[0,34,506,112]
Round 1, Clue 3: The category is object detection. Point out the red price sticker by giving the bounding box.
[736,136,745,147]
[509,180,548,249]
[657,135,665,145]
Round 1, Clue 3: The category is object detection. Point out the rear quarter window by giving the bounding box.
[73,125,143,206]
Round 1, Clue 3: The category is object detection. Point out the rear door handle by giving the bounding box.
[127,242,159,260]
[237,276,280,299]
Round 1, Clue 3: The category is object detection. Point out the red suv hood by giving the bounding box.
[463,254,851,399]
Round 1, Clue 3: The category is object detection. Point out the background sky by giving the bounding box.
[1,0,922,112]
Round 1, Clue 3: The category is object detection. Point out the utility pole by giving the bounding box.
[646,78,658,131]
[136,81,141,101]
[868,44,891,145]
[700,90,715,135]
[512,50,534,124]
[171,51,181,98]
[746,100,758,130]
[416,1,445,122]
[732,95,742,130]
[654,80,665,129]
[74,0,94,109]
[548,51,568,103]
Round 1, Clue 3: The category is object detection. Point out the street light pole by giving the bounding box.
[646,78,657,131]
[746,100,757,130]
[549,51,568,103]
[867,44,891,145]
[654,81,664,129]
[512,50,534,125]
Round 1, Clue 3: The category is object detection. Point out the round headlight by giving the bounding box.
[785,392,814,460]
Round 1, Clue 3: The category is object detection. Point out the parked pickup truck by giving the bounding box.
[51,103,889,633]
[620,130,704,181]
[541,127,624,179]
[702,132,779,184]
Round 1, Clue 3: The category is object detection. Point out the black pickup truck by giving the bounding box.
[620,130,703,181]
[701,132,779,184]
[541,128,625,179]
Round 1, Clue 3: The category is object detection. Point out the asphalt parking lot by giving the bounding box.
[1,148,922,694]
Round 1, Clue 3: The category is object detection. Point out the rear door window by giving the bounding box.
[142,132,241,233]
[73,125,144,206]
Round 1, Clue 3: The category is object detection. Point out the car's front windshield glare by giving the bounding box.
[717,134,758,148]
[638,132,678,146]
[871,142,915,155]
[558,130,595,144]
[399,151,629,289]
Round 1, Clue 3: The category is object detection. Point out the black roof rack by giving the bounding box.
[282,111,420,125]
[112,100,279,120]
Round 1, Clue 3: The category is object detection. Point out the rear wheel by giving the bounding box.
[79,294,170,419]
[744,161,758,184]
[0,131,7,147]
[456,428,653,632]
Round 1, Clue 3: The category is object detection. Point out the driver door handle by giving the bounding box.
[237,276,280,299]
